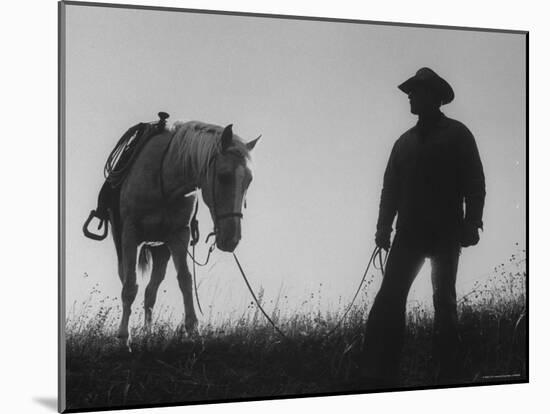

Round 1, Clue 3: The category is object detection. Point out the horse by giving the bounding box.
[107,120,260,346]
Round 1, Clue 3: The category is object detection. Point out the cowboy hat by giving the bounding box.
[398,67,454,105]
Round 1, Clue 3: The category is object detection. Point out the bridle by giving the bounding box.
[205,151,244,243]
[158,133,245,245]
[162,132,388,341]
[184,147,247,316]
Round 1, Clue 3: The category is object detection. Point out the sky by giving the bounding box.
[63,4,526,324]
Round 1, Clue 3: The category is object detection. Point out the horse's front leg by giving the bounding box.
[167,230,198,334]
[117,225,139,347]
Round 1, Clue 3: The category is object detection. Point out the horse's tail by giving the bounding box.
[110,212,151,279]
[138,245,152,275]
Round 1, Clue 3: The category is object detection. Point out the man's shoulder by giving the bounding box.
[442,116,473,137]
[396,126,416,143]
[389,127,417,157]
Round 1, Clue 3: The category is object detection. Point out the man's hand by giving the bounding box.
[375,229,391,251]
[460,222,480,247]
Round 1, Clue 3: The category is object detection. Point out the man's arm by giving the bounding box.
[459,126,486,228]
[376,142,400,248]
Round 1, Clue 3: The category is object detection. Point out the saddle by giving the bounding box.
[83,112,170,240]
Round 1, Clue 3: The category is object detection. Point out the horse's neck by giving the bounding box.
[165,130,215,196]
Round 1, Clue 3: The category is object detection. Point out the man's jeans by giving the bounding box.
[361,230,461,385]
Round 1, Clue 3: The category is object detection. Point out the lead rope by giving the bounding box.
[158,124,208,316]
[233,252,289,340]
[374,247,388,277]
[184,153,220,319]
[322,246,385,339]
[189,198,202,315]
[187,198,213,316]
[232,246,388,341]
[191,244,203,315]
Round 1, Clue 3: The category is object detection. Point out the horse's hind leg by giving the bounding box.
[167,232,198,335]
[144,245,171,328]
[117,226,139,347]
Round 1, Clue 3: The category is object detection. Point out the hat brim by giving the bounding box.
[398,76,455,105]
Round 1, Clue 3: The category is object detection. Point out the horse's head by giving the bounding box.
[202,124,260,252]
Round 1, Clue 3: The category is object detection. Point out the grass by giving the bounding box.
[64,252,526,411]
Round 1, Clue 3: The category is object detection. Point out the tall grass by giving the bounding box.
[65,252,526,410]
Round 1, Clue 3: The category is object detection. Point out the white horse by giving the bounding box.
[106,121,259,346]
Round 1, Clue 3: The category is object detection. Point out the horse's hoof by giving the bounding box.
[185,319,199,337]
[175,322,199,338]
[143,323,152,335]
[117,337,132,352]
[174,325,186,338]
[117,331,132,350]
[186,327,199,337]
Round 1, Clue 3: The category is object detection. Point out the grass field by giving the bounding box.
[64,253,526,411]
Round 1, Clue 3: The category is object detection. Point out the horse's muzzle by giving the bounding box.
[216,217,241,252]
[217,237,240,252]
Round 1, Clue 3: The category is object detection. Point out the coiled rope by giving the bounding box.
[103,123,147,187]
[104,112,170,188]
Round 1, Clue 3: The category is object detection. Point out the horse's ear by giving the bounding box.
[221,124,233,152]
[246,135,261,152]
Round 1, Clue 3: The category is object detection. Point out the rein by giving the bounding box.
[158,125,387,341]
[166,144,244,316]
[177,145,388,340]
[322,246,387,338]
[232,246,388,341]
[233,252,289,339]
[187,152,244,315]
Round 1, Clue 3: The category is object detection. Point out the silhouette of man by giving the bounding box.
[360,67,486,386]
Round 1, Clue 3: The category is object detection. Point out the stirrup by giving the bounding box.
[83,210,109,241]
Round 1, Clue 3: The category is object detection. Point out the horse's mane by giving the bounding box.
[170,121,250,183]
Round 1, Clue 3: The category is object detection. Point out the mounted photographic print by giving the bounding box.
[58,1,528,412]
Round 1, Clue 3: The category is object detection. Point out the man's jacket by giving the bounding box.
[376,113,486,239]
